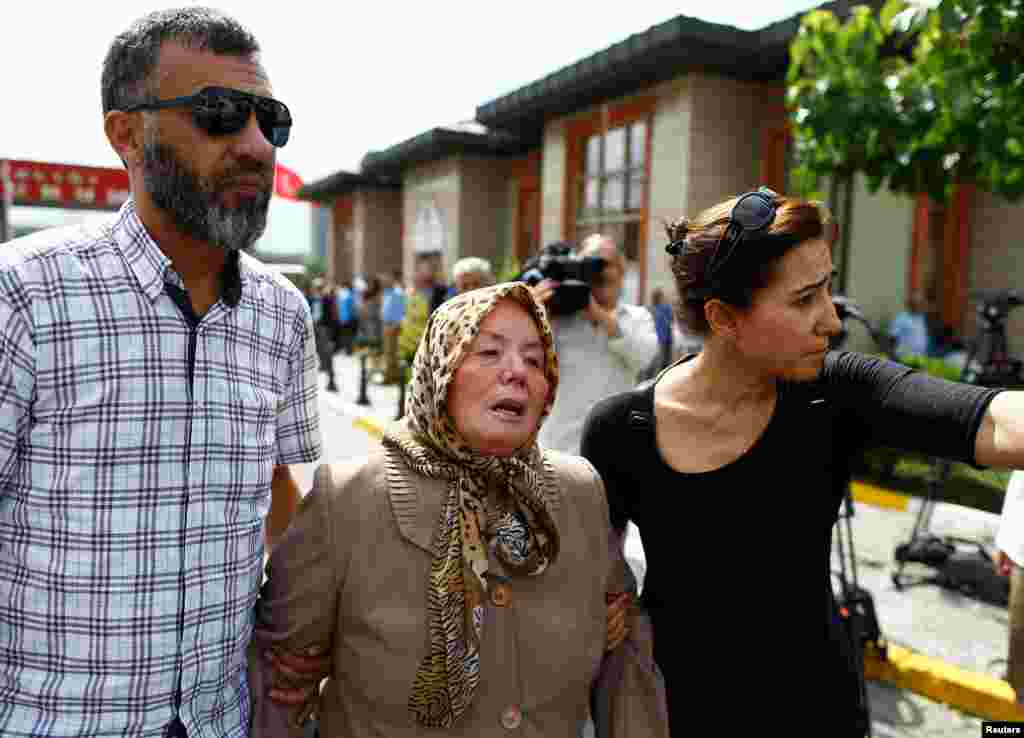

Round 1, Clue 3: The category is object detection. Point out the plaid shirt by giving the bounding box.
[0,201,321,737]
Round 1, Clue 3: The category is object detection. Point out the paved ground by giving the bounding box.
[306,351,1012,736]
[836,498,1009,680]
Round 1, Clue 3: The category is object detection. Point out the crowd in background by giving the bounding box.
[304,247,704,393]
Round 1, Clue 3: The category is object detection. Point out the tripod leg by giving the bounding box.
[894,495,931,584]
[844,484,860,588]
[835,514,851,600]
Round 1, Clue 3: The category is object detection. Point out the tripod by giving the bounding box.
[831,296,890,738]
[891,290,1024,603]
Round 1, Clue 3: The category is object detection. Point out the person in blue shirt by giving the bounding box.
[381,269,408,385]
[650,287,675,374]
[888,288,935,358]
[335,279,358,355]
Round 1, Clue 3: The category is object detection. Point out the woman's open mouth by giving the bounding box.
[490,399,526,420]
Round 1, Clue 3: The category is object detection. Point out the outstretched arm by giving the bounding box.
[974,391,1024,469]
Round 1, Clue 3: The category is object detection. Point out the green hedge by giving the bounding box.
[894,353,963,383]
[853,447,1009,514]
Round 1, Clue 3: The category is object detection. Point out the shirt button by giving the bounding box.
[491,583,512,608]
[500,705,522,730]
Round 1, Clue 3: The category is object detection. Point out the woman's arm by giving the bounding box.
[973,391,1024,468]
[580,394,634,532]
[251,462,349,736]
[823,352,1003,467]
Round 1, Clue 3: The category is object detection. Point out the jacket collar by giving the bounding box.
[383,446,561,556]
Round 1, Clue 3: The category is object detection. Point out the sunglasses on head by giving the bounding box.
[665,186,779,272]
[122,86,292,147]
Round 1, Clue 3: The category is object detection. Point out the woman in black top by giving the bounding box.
[580,188,1024,736]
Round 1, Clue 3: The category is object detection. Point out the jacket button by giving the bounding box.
[500,705,522,730]
[491,583,512,607]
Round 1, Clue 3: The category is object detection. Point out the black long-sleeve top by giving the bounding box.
[581,351,1001,736]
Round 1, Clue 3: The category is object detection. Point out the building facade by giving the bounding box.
[302,0,1024,352]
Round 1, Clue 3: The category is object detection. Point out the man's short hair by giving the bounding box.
[101,7,261,114]
[452,257,494,282]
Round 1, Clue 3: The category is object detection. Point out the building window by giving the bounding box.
[580,120,647,219]
[569,111,650,304]
[413,202,447,256]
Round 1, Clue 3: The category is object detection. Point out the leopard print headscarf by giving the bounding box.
[382,282,560,728]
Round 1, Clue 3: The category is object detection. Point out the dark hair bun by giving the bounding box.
[664,218,691,256]
[665,217,689,243]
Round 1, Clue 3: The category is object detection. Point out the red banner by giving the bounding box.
[273,162,304,201]
[0,159,129,210]
[0,159,307,209]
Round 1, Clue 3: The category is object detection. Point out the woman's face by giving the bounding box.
[729,237,843,382]
[447,300,551,456]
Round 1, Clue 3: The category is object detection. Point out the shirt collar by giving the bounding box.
[111,199,245,308]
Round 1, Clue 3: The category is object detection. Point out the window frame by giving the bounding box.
[563,96,655,302]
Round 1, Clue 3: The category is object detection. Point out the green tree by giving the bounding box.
[787,0,1024,203]
[399,292,429,364]
[303,253,327,280]
[496,247,522,284]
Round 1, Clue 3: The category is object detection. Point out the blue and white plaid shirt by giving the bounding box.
[0,201,321,737]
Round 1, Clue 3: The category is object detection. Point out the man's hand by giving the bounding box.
[605,592,632,652]
[585,295,621,339]
[531,278,558,307]
[264,646,331,704]
[996,549,1014,577]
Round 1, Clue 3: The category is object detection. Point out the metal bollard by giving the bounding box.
[395,361,409,420]
[356,352,372,407]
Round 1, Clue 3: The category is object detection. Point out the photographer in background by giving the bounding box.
[532,234,658,455]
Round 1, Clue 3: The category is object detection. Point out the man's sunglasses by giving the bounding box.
[122,86,292,148]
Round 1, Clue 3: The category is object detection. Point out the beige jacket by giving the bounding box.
[249,446,626,737]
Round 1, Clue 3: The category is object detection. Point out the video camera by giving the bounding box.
[519,241,607,316]
[961,288,1024,387]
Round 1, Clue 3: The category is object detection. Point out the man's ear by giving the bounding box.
[104,110,143,170]
[704,298,739,341]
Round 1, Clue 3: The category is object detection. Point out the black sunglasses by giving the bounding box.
[666,187,779,275]
[123,86,292,147]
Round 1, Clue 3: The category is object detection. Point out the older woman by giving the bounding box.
[581,188,1024,736]
[452,256,496,295]
[250,283,659,737]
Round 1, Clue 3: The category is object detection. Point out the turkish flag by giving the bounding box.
[274,162,304,200]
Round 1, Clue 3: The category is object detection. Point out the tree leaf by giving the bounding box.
[881,0,911,31]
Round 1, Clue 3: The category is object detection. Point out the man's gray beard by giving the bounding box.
[142,136,270,253]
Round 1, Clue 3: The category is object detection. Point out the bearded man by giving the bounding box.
[0,8,322,737]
